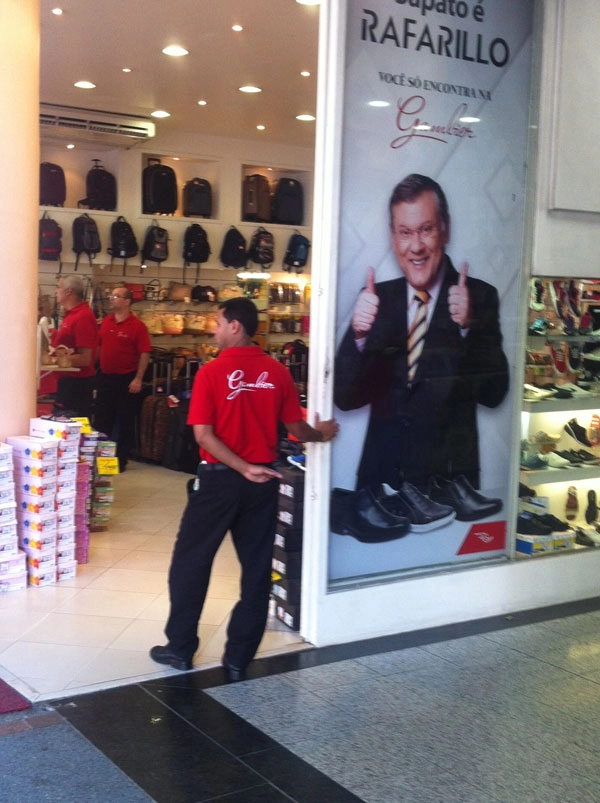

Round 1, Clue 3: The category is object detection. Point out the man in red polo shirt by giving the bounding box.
[52,275,98,418]
[151,297,339,680]
[95,287,151,472]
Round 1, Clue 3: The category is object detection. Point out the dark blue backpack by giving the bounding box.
[283,232,310,273]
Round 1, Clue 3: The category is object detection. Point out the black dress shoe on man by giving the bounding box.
[149,644,193,671]
[428,475,502,522]
[330,487,410,542]
[376,482,456,532]
[222,656,246,682]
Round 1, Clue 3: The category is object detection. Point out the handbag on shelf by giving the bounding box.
[168,282,193,302]
[138,309,164,335]
[144,279,161,301]
[124,283,144,301]
[161,312,185,335]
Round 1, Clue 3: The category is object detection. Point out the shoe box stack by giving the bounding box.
[75,461,91,564]
[516,495,576,555]
[271,466,304,630]
[0,443,27,592]
[90,440,117,532]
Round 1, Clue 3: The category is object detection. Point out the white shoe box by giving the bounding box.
[0,550,26,576]
[0,571,27,592]
[56,477,77,498]
[56,494,76,515]
[7,435,58,463]
[0,485,15,504]
[56,560,77,581]
[56,462,78,480]
[26,550,57,572]
[554,533,576,551]
[0,537,19,558]
[17,510,57,534]
[516,533,555,554]
[0,503,17,526]
[56,529,75,548]
[16,494,56,517]
[0,443,13,470]
[57,441,80,462]
[57,510,75,532]
[56,544,76,565]
[28,566,56,587]
[30,417,82,443]
[19,533,57,554]
[0,521,18,543]
[13,458,57,481]
[14,476,56,499]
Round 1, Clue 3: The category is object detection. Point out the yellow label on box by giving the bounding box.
[72,417,93,434]
[96,457,120,475]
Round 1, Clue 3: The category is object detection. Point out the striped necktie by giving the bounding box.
[407,290,430,385]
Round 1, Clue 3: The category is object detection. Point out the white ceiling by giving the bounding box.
[40,0,320,149]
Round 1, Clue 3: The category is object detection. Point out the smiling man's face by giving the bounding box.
[390,190,449,292]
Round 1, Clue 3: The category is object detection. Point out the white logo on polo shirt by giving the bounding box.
[226,370,275,400]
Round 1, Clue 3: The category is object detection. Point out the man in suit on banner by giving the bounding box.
[334,174,509,505]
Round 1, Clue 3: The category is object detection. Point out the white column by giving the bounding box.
[0,0,39,439]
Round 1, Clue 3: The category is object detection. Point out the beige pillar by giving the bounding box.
[0,0,39,439]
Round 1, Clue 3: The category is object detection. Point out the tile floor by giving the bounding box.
[0,461,305,702]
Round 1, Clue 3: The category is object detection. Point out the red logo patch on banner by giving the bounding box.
[457,521,506,555]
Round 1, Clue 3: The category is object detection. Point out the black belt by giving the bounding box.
[198,462,229,472]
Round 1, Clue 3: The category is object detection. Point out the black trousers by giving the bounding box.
[94,372,140,468]
[165,467,279,667]
[56,375,95,419]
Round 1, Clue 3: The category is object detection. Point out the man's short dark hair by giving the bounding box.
[389,174,450,233]
[219,297,258,337]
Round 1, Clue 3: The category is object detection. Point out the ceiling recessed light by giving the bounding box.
[197,100,207,106]
[300,71,311,77]
[368,100,390,108]
[66,144,75,149]
[162,45,189,57]
[232,25,243,32]
[74,81,96,89]
[239,85,262,94]
[52,8,63,15]
[151,110,171,118]
[296,114,316,121]
[122,68,132,73]
[256,125,265,131]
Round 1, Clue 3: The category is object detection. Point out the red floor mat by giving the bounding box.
[0,679,31,714]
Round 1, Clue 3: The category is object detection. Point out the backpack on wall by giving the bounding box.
[271,177,304,225]
[39,212,62,264]
[247,226,275,266]
[283,231,310,273]
[142,158,178,215]
[141,220,169,267]
[78,159,117,211]
[40,162,66,207]
[108,216,138,272]
[183,178,212,218]
[219,226,247,268]
[183,224,211,282]
[72,213,101,271]
[242,174,271,222]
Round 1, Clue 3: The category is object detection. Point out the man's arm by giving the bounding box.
[285,414,338,443]
[193,424,282,483]
[463,281,509,408]
[68,347,93,368]
[129,352,150,393]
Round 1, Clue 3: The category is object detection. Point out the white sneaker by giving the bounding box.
[523,384,556,401]
[575,527,600,547]
[540,451,573,469]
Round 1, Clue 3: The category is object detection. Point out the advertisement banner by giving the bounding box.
[330,0,534,581]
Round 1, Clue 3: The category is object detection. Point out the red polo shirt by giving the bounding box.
[98,313,151,374]
[188,345,303,464]
[52,301,98,379]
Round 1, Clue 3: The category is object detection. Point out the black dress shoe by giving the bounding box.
[428,475,502,522]
[222,656,246,682]
[149,644,193,671]
[330,487,410,542]
[376,482,456,532]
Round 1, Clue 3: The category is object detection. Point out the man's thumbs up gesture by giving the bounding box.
[352,266,380,338]
[448,262,472,329]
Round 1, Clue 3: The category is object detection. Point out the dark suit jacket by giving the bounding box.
[334,258,509,490]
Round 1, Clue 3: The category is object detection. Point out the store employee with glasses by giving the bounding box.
[334,173,509,500]
[95,287,151,472]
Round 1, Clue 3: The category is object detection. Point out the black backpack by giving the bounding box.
[108,216,138,272]
[78,159,117,211]
[183,224,211,282]
[183,178,212,218]
[219,226,247,268]
[271,178,304,225]
[72,213,101,271]
[141,221,169,267]
[247,227,275,266]
[40,162,66,207]
[142,158,178,215]
[283,232,310,273]
[39,212,62,263]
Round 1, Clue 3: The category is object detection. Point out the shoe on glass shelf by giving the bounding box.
[520,453,548,470]
[549,280,568,318]
[564,418,592,447]
[529,278,545,311]
[585,490,598,524]
[565,485,579,521]
[517,512,552,536]
[528,317,551,336]
[535,513,571,532]
[540,451,573,469]
[567,280,581,317]
[575,527,600,548]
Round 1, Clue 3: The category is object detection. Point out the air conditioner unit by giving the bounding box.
[40,104,156,146]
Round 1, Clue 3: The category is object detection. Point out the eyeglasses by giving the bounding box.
[393,222,439,242]
[110,294,126,299]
